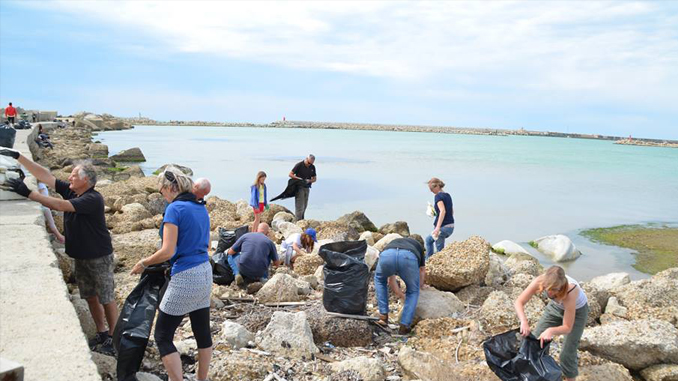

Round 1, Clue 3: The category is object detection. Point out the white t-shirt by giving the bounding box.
[281,233,302,252]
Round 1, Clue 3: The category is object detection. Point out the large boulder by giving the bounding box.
[107,203,153,233]
[87,143,109,158]
[611,268,678,327]
[379,221,410,237]
[336,211,378,233]
[589,272,630,292]
[398,346,461,381]
[414,288,465,322]
[330,357,385,381]
[577,363,633,381]
[205,196,238,231]
[221,321,254,349]
[234,199,254,222]
[504,253,543,277]
[455,285,494,306]
[306,304,372,347]
[256,273,306,303]
[364,245,379,271]
[426,236,491,291]
[604,296,628,318]
[154,163,193,176]
[485,252,510,287]
[479,290,544,335]
[317,220,360,241]
[293,254,324,276]
[71,294,97,339]
[112,194,148,213]
[111,229,160,269]
[531,234,581,262]
[640,364,678,381]
[110,147,146,162]
[359,231,375,246]
[255,311,318,359]
[277,221,303,238]
[492,240,530,256]
[146,192,166,216]
[579,319,678,370]
[373,233,402,252]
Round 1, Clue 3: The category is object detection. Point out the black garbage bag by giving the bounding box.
[211,251,235,285]
[113,263,170,381]
[483,329,562,381]
[319,241,369,315]
[215,225,249,253]
[0,125,16,148]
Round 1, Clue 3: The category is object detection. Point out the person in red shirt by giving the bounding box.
[5,102,17,124]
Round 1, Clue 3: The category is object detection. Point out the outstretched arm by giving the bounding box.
[16,152,56,188]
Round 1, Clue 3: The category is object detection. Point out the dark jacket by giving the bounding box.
[271,179,304,202]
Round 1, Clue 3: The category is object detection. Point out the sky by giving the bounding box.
[1,1,677,139]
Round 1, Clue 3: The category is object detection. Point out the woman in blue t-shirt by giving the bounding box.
[424,177,454,259]
[131,168,212,381]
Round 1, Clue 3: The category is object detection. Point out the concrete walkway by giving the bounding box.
[0,128,101,380]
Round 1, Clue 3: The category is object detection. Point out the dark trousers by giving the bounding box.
[295,187,310,221]
[154,307,212,357]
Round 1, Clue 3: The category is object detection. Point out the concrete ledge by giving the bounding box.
[0,128,101,381]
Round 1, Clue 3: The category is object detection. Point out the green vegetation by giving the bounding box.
[528,241,538,248]
[104,166,128,173]
[581,224,678,275]
[492,247,505,254]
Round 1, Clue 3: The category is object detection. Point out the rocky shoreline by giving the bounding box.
[35,114,678,381]
[119,116,678,146]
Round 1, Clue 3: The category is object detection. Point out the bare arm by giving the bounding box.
[546,292,577,336]
[515,276,542,336]
[17,154,56,188]
[292,242,306,256]
[28,192,75,212]
[288,171,301,180]
[309,176,317,184]
[227,247,237,255]
[419,266,426,289]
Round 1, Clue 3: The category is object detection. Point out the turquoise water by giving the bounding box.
[96,125,678,280]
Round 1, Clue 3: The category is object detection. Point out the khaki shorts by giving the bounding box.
[74,255,115,305]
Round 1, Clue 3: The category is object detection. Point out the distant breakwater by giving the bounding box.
[119,117,678,145]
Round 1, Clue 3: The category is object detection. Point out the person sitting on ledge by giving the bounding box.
[227,223,281,286]
[0,148,118,356]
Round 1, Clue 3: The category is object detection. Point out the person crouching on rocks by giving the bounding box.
[280,228,317,269]
[424,177,454,260]
[374,237,426,334]
[227,223,281,287]
[249,171,268,232]
[131,168,213,381]
[0,148,118,355]
[514,265,589,381]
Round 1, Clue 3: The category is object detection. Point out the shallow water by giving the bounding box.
[96,125,678,280]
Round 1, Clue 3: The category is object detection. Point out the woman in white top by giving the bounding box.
[280,228,317,268]
[514,265,589,381]
[38,182,65,243]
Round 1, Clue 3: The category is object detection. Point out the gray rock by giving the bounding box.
[255,311,318,359]
[359,231,375,246]
[364,245,379,271]
[71,294,97,339]
[221,320,254,349]
[257,273,303,303]
[155,163,193,176]
[604,296,628,318]
[277,221,303,239]
[579,319,678,370]
[336,211,378,233]
[373,233,402,252]
[136,373,163,381]
[415,288,465,321]
[330,356,385,381]
[577,363,633,381]
[146,192,166,216]
[492,240,530,256]
[306,304,372,347]
[589,272,630,292]
[398,346,461,381]
[110,147,146,162]
[640,364,678,381]
[91,351,116,379]
[87,143,109,157]
[504,253,543,277]
[531,234,581,262]
[379,221,410,237]
[485,252,509,287]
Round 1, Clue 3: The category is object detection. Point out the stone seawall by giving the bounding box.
[0,128,101,381]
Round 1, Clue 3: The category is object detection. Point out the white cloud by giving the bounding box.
[19,1,678,107]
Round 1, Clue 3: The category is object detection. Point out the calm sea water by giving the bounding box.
[96,125,678,280]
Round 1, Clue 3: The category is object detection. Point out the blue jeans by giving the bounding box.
[425,225,454,259]
[227,253,268,281]
[374,248,421,327]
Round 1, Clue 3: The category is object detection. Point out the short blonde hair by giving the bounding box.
[428,177,445,189]
[538,266,569,300]
[158,166,193,195]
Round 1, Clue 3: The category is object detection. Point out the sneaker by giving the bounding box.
[235,274,244,287]
[88,331,108,350]
[98,336,116,357]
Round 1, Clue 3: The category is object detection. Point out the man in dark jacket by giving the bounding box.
[1,148,118,355]
[288,154,316,221]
